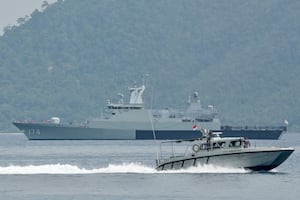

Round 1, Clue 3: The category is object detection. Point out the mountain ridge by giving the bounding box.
[0,0,299,131]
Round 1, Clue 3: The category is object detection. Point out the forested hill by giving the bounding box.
[0,0,299,131]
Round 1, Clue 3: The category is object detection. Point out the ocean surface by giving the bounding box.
[0,132,299,200]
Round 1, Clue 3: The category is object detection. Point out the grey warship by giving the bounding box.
[13,84,286,140]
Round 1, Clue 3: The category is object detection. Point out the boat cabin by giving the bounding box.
[157,136,251,165]
[202,137,251,151]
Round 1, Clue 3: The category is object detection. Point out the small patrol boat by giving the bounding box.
[155,129,294,171]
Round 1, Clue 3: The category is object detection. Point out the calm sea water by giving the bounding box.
[0,132,299,200]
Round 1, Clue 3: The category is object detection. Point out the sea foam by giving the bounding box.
[0,163,249,174]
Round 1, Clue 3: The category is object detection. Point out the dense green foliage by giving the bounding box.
[0,0,299,131]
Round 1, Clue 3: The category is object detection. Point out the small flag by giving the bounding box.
[192,124,198,130]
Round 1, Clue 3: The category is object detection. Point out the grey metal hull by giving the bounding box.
[13,122,136,140]
[13,122,283,140]
[156,148,294,171]
[220,125,286,140]
[219,129,283,140]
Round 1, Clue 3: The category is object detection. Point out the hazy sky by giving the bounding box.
[0,0,57,35]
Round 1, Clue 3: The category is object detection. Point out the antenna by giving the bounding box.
[143,73,150,86]
[148,109,160,166]
[145,75,160,165]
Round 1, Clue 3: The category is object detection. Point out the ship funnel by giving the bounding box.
[129,85,145,105]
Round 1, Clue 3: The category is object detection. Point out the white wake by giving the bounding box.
[0,163,249,174]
